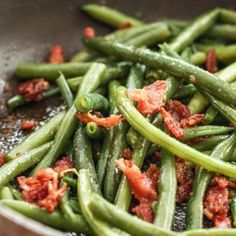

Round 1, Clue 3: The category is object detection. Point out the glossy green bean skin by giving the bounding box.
[188,61,236,114]
[62,176,77,188]
[67,76,84,91]
[78,170,128,236]
[207,24,236,40]
[0,142,52,188]
[85,39,236,108]
[16,62,92,79]
[0,200,91,234]
[32,63,106,174]
[73,125,101,194]
[154,148,176,229]
[174,84,197,99]
[187,133,236,229]
[96,81,121,188]
[219,8,236,24]
[202,91,236,126]
[183,125,234,141]
[190,52,206,65]
[125,64,145,89]
[6,111,65,161]
[7,87,60,110]
[88,193,176,236]
[56,73,74,107]
[184,228,236,236]
[0,187,14,200]
[81,4,143,28]
[75,93,109,112]
[115,86,236,179]
[169,9,219,53]
[85,122,105,141]
[191,135,229,151]
[203,106,219,125]
[231,190,236,227]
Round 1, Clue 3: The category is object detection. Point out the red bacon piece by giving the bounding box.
[119,22,133,29]
[0,153,5,167]
[17,168,67,213]
[205,49,218,73]
[132,202,154,223]
[53,156,74,173]
[83,26,96,38]
[20,120,37,131]
[17,79,49,102]
[49,45,65,64]
[76,112,124,128]
[127,80,167,115]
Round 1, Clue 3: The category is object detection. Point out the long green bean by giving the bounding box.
[0,187,14,200]
[219,8,236,24]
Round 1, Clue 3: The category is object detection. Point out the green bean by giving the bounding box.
[183,125,234,141]
[0,186,14,200]
[85,39,236,108]
[6,111,65,161]
[75,93,109,112]
[73,124,101,194]
[69,197,81,214]
[189,52,206,65]
[180,47,192,62]
[56,73,74,107]
[88,193,176,236]
[62,176,77,188]
[96,81,121,188]
[32,63,106,174]
[115,86,236,179]
[126,23,171,47]
[85,122,105,141]
[202,91,236,126]
[16,62,92,79]
[7,87,60,110]
[154,148,176,229]
[191,135,229,151]
[184,228,236,236]
[0,142,52,188]
[160,42,183,59]
[0,200,91,234]
[203,106,218,124]
[70,49,96,62]
[8,185,22,200]
[174,84,197,99]
[207,24,236,40]
[186,133,236,230]
[188,61,236,114]
[196,43,236,63]
[219,8,236,24]
[231,190,236,227]
[169,9,219,53]
[78,169,129,236]
[81,4,143,28]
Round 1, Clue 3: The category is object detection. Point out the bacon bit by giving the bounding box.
[160,100,204,139]
[0,153,5,167]
[119,22,133,29]
[76,112,124,128]
[116,158,159,222]
[49,45,65,64]
[17,168,66,213]
[127,80,167,115]
[132,202,154,223]
[205,49,218,73]
[122,147,132,159]
[83,26,96,38]
[20,120,37,131]
[204,175,234,228]
[175,158,194,203]
[17,79,49,102]
[53,156,74,173]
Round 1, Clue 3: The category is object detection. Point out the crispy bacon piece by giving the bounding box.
[204,176,233,228]
[49,45,65,64]
[76,112,124,128]
[17,168,67,213]
[160,100,204,139]
[175,158,194,203]
[17,79,49,102]
[83,26,96,38]
[205,49,218,73]
[127,80,167,115]
[116,158,159,222]
[122,147,132,159]
[119,22,133,29]
[20,120,37,130]
[0,153,5,167]
[53,156,74,173]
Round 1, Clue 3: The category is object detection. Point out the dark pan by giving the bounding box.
[0,0,235,235]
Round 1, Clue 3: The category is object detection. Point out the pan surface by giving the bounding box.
[0,0,235,235]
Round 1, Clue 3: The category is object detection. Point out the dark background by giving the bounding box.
[0,0,235,235]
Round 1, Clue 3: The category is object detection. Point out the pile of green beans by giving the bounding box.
[3,3,236,236]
